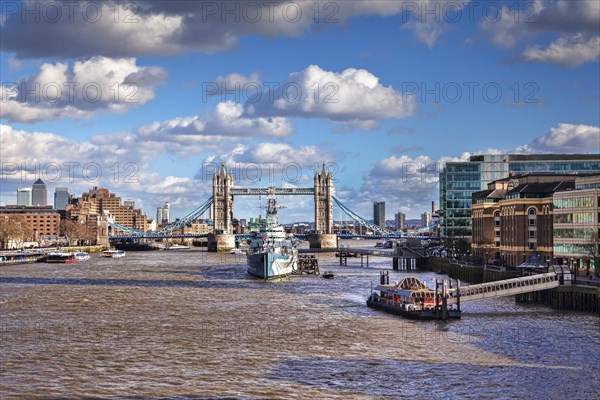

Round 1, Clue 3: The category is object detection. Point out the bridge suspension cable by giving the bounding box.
[332,196,404,237]
[108,196,214,236]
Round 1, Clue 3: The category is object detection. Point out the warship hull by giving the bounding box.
[247,252,296,279]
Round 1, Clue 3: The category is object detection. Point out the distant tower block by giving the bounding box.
[314,163,334,234]
[212,163,234,233]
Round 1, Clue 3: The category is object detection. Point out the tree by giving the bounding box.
[60,219,88,245]
[0,215,31,250]
[583,236,600,277]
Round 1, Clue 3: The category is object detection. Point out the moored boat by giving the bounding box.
[322,271,335,279]
[367,274,461,320]
[0,251,46,266]
[102,249,126,258]
[247,190,298,279]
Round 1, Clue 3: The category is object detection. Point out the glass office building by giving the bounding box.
[553,175,600,275]
[439,154,600,238]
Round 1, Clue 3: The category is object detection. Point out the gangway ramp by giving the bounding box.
[447,272,559,305]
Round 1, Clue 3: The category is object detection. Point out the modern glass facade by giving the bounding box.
[17,188,32,206]
[439,154,600,238]
[552,180,600,274]
[53,187,69,210]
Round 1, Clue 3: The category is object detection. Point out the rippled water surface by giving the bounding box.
[1,244,599,399]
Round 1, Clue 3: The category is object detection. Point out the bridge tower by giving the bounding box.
[314,164,334,234]
[212,163,234,233]
[310,164,337,249]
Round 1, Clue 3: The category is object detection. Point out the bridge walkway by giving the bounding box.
[447,272,560,305]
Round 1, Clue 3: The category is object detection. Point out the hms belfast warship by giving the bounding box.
[246,189,298,279]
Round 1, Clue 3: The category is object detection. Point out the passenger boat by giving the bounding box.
[102,250,126,258]
[75,252,90,261]
[46,252,79,264]
[0,251,46,266]
[367,274,461,320]
[247,191,298,279]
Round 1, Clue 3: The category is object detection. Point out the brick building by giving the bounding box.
[0,205,60,238]
[67,187,150,233]
[472,174,575,267]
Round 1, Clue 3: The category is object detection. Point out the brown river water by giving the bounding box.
[1,243,599,399]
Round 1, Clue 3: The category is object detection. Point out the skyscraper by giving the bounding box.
[54,187,69,210]
[17,187,32,206]
[395,212,406,231]
[156,202,171,225]
[421,212,432,228]
[162,202,170,224]
[373,202,385,227]
[156,207,163,226]
[31,179,47,206]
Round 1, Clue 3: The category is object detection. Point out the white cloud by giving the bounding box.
[403,20,447,48]
[0,1,443,59]
[1,57,166,123]
[479,0,600,67]
[331,153,441,219]
[515,123,600,153]
[0,124,213,214]
[520,35,600,68]
[248,65,416,128]
[137,101,293,152]
[197,142,339,186]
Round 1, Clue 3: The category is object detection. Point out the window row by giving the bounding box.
[553,212,595,224]
[553,196,595,209]
[554,243,597,256]
[554,228,598,239]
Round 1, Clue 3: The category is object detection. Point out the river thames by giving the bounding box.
[1,243,599,399]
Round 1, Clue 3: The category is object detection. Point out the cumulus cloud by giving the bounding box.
[1,57,166,123]
[331,154,440,220]
[247,65,416,128]
[520,35,600,67]
[196,142,339,185]
[515,123,600,153]
[0,124,213,213]
[0,1,445,59]
[479,0,600,67]
[137,101,293,152]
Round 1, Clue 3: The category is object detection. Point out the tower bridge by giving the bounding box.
[108,164,436,250]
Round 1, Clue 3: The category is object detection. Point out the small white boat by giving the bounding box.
[230,249,245,255]
[165,244,190,250]
[102,250,126,258]
[75,252,90,261]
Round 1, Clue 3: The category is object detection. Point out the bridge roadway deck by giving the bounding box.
[447,272,560,304]
[230,188,315,195]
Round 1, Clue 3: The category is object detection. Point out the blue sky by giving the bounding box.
[1,0,599,222]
